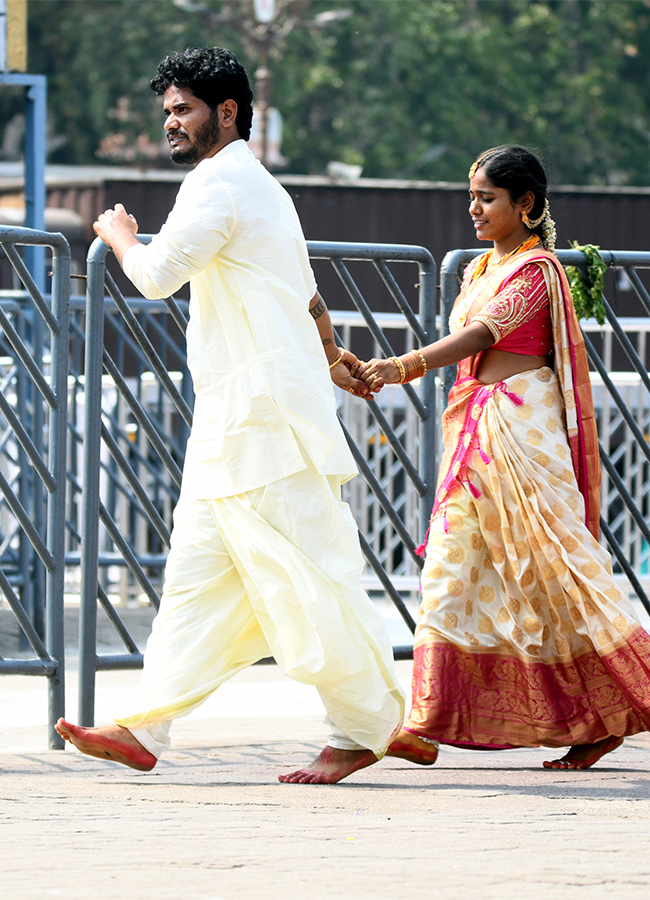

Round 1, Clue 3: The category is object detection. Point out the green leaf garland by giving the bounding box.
[565,242,607,325]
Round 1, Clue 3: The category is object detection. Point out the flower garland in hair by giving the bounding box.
[565,241,607,325]
[539,200,557,253]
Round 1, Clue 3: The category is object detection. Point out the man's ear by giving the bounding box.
[220,99,238,131]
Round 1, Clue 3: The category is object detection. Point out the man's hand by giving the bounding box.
[93,203,140,265]
[330,348,380,400]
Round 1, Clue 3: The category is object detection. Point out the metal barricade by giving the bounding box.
[0,225,70,749]
[76,238,437,723]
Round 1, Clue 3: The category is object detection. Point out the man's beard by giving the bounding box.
[169,113,221,165]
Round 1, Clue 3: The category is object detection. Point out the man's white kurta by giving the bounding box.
[123,139,357,499]
[117,139,405,757]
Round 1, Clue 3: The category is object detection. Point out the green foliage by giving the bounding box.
[566,242,607,325]
[19,0,650,185]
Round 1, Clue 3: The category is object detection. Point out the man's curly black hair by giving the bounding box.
[150,47,253,141]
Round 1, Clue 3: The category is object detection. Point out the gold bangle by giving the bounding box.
[391,356,406,383]
[399,351,427,384]
[329,347,345,369]
[414,349,428,377]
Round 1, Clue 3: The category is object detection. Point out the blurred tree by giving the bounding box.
[19,0,650,185]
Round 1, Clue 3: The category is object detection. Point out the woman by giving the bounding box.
[358,145,650,770]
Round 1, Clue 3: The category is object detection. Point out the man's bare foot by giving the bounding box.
[542,735,624,770]
[386,728,439,765]
[278,745,378,784]
[55,718,157,771]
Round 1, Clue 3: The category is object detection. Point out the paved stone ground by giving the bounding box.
[2,660,650,900]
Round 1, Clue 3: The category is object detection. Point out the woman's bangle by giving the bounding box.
[390,356,406,383]
[329,347,345,369]
[396,350,428,384]
[414,349,428,376]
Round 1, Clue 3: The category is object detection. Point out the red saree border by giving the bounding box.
[407,627,650,749]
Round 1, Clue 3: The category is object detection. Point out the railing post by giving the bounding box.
[77,240,109,725]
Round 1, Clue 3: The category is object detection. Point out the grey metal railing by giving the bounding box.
[0,225,70,749]
[76,238,437,723]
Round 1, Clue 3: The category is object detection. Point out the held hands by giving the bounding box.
[329,348,380,400]
[354,357,402,389]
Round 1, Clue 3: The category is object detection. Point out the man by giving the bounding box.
[56,47,404,784]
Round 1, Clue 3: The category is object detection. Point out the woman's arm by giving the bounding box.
[357,321,494,387]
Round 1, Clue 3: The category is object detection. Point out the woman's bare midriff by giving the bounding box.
[475,347,550,385]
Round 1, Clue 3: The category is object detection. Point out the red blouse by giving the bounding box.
[472,262,552,356]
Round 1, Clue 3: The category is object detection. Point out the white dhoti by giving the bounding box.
[114,460,405,759]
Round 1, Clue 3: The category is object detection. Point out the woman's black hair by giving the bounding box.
[150,47,253,141]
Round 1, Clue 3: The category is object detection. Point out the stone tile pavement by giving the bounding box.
[1,660,650,900]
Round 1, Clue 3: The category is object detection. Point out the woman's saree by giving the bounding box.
[407,247,650,749]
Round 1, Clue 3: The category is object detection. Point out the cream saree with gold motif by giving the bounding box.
[406,248,650,748]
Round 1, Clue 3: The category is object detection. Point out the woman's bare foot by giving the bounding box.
[55,718,157,771]
[386,729,439,765]
[542,735,624,770]
[278,745,378,784]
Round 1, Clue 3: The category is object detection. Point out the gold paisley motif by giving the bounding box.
[447,513,464,532]
[447,578,465,598]
[470,532,485,550]
[444,611,459,629]
[561,535,579,553]
[515,540,528,558]
[478,615,494,634]
[447,545,466,564]
[523,616,541,634]
[551,557,568,576]
[613,615,628,633]
[555,636,569,654]
[516,404,534,420]
[597,629,613,647]
[422,594,440,611]
[521,570,534,588]
[490,546,505,564]
[479,585,496,603]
